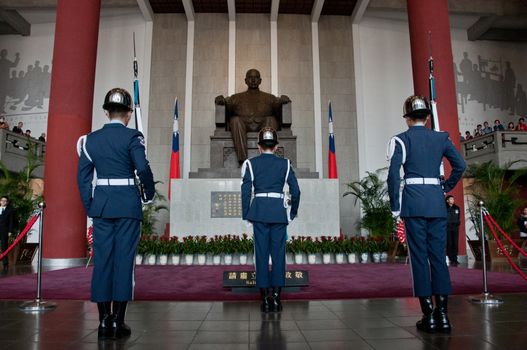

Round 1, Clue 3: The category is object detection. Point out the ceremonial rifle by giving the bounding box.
[133,32,147,201]
[428,31,445,178]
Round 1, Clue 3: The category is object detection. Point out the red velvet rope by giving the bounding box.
[484,210,527,258]
[0,214,40,261]
[483,214,527,282]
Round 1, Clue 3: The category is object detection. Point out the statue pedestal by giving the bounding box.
[189,131,317,178]
[170,179,340,237]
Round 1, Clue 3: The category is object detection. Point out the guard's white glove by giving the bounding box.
[243,220,252,229]
[392,211,401,223]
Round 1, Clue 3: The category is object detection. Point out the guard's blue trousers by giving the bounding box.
[253,222,287,288]
[91,218,140,302]
[405,217,452,297]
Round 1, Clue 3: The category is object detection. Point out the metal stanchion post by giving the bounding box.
[470,201,503,304]
[19,202,57,311]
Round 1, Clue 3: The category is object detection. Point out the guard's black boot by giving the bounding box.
[97,302,113,339]
[433,295,452,333]
[270,287,283,312]
[112,301,132,338]
[260,288,271,313]
[416,297,437,333]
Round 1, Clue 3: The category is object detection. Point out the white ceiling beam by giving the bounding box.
[136,0,153,21]
[227,0,235,21]
[182,0,195,21]
[351,0,370,24]
[311,0,324,23]
[270,0,280,22]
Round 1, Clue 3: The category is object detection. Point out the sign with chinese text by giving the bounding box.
[211,191,242,218]
[223,270,309,288]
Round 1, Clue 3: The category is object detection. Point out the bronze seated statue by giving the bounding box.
[189,69,316,178]
[215,69,292,164]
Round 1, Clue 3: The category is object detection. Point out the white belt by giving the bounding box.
[255,192,284,199]
[96,178,135,186]
[405,178,441,185]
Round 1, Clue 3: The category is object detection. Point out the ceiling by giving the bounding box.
[147,0,357,15]
[0,0,525,41]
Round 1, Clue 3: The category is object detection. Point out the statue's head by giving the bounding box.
[245,69,261,90]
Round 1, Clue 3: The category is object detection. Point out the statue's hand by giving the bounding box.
[280,95,291,104]
[215,95,226,105]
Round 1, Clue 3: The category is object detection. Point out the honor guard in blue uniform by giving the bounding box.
[387,95,466,334]
[77,88,155,339]
[241,127,300,312]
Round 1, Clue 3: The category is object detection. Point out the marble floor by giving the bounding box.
[0,263,526,349]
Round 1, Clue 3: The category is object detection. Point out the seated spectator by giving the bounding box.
[507,122,515,130]
[24,129,31,138]
[493,119,505,131]
[482,121,493,134]
[12,121,23,134]
[459,133,465,142]
[0,116,9,130]
[516,117,527,131]
[464,131,474,140]
[474,124,483,137]
[38,133,46,142]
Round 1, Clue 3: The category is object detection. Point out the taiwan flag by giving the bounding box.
[328,101,338,179]
[168,98,180,199]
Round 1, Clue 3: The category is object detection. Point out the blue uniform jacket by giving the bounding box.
[241,153,301,224]
[387,126,466,218]
[77,123,155,220]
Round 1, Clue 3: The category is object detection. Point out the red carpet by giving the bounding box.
[0,264,526,301]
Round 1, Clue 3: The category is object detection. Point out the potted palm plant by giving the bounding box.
[465,161,527,262]
[141,181,168,237]
[0,143,43,263]
[344,170,395,239]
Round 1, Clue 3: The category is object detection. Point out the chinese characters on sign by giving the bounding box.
[223,270,309,287]
[211,191,242,218]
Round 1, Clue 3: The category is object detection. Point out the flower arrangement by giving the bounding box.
[221,234,237,254]
[194,235,208,254]
[167,236,182,255]
[317,236,336,254]
[237,233,254,254]
[181,235,197,255]
[287,236,304,254]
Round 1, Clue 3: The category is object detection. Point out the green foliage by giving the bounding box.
[141,181,168,236]
[317,236,336,254]
[344,169,395,238]
[286,236,304,254]
[237,233,254,254]
[466,160,527,237]
[0,143,43,232]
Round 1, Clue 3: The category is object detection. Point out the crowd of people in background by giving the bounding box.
[0,117,46,144]
[461,116,527,141]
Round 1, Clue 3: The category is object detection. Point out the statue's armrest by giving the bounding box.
[215,104,226,128]
[281,102,292,128]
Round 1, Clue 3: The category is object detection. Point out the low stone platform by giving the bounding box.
[170,178,339,236]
